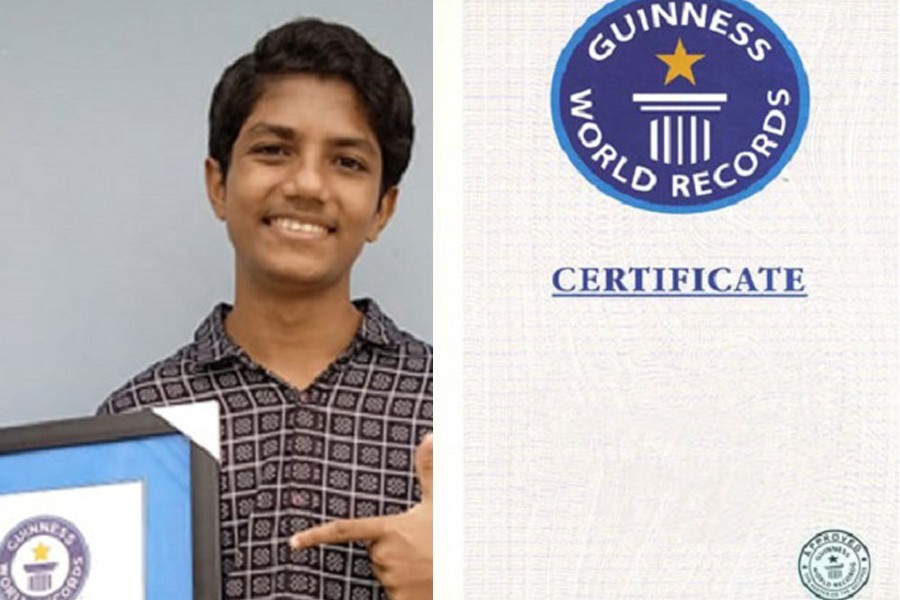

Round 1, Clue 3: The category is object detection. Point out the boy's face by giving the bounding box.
[205,74,397,294]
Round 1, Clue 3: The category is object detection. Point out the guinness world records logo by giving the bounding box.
[551,0,810,213]
[0,516,90,599]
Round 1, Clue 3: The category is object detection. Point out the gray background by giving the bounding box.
[0,1,432,427]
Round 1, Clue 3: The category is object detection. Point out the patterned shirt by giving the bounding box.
[98,300,433,599]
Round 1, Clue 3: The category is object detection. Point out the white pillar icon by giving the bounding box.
[632,93,728,165]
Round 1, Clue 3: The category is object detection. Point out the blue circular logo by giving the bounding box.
[551,0,809,213]
[0,516,90,599]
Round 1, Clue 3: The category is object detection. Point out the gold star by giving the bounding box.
[656,38,705,85]
[32,543,50,561]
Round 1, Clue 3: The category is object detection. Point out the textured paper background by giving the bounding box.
[463,0,898,597]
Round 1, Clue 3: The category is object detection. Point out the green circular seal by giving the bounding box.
[798,530,870,599]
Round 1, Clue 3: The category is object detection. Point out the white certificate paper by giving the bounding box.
[463,0,897,597]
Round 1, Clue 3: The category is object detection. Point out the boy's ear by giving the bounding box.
[204,158,227,221]
[366,187,399,242]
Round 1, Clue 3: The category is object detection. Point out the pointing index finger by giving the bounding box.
[415,432,433,500]
[290,516,390,549]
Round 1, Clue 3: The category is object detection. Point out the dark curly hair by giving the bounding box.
[208,18,414,195]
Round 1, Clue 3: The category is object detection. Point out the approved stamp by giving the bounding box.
[798,530,870,599]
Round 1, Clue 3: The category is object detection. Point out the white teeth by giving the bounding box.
[270,218,328,234]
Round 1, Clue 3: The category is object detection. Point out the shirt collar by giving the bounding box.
[354,298,405,348]
[190,298,404,367]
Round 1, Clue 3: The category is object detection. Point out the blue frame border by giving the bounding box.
[550,0,810,214]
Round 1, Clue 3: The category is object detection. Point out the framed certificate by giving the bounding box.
[0,408,220,599]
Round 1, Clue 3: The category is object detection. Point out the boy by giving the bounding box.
[99,18,432,600]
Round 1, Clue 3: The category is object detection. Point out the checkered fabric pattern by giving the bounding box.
[98,299,433,599]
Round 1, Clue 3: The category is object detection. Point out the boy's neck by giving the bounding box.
[225,277,363,390]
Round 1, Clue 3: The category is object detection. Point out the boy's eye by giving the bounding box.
[336,156,367,171]
[252,144,291,156]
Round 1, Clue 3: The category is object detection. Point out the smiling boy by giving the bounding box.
[99,19,432,600]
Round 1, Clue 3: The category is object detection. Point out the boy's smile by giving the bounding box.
[264,214,334,239]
